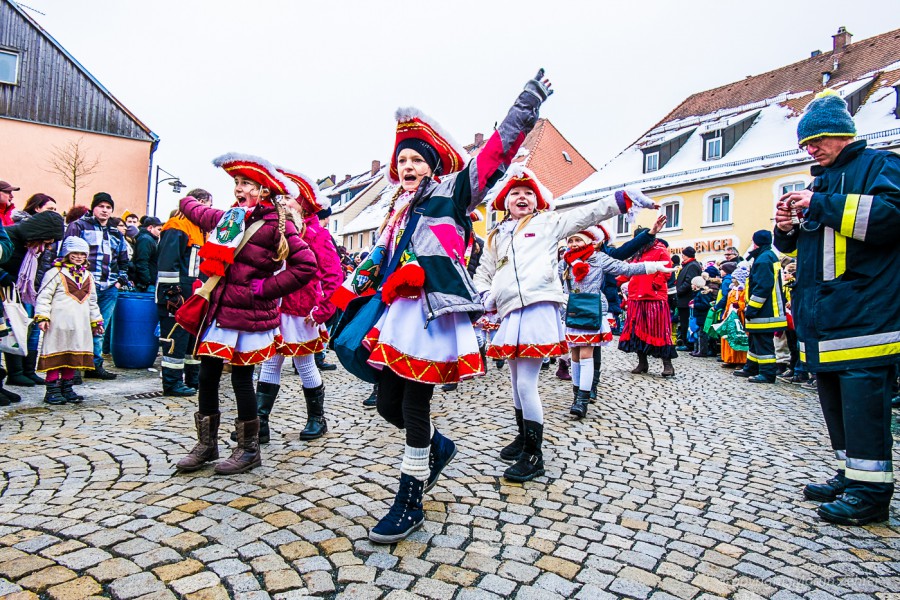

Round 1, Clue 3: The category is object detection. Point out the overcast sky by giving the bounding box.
[23,0,900,216]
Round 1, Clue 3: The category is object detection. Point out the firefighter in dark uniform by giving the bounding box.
[775,90,900,526]
[156,188,211,396]
[734,230,786,383]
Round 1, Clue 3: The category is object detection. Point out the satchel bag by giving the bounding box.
[174,220,265,337]
[0,287,32,356]
[565,292,603,330]
[332,197,430,383]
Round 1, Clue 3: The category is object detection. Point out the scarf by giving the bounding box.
[564,245,595,281]
[16,245,40,305]
[198,206,248,277]
[53,260,89,288]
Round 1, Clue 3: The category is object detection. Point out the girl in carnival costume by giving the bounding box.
[333,70,555,544]
[561,225,672,419]
[249,168,343,443]
[33,237,103,405]
[175,154,317,475]
[474,165,659,482]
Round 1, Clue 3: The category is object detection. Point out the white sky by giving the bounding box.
[23,0,900,217]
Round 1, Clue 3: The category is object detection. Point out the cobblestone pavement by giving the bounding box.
[1,350,898,600]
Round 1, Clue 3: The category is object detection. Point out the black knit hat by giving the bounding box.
[91,192,114,210]
[396,139,441,175]
[753,229,772,246]
[682,246,696,258]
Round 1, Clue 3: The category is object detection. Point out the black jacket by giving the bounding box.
[155,226,201,307]
[0,211,64,283]
[774,140,900,372]
[675,258,702,308]
[131,227,159,291]
[744,244,786,333]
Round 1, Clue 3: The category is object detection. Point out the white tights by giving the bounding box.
[508,357,544,424]
[258,354,322,389]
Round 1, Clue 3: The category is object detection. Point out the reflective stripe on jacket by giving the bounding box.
[744,245,786,333]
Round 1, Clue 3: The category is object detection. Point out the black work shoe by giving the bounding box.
[315,357,338,371]
[440,383,458,392]
[747,375,776,384]
[85,366,117,380]
[817,494,889,526]
[804,474,848,502]
[732,369,753,378]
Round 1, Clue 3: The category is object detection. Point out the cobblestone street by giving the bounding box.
[1,350,898,600]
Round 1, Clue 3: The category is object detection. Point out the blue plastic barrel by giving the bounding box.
[112,291,159,369]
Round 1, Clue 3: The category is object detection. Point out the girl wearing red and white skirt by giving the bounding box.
[475,166,658,482]
[241,168,343,444]
[175,154,317,475]
[561,225,672,419]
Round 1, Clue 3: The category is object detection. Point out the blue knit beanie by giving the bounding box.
[753,229,772,246]
[797,90,856,146]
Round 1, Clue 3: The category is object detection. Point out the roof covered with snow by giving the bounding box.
[326,165,386,214]
[341,185,395,235]
[559,27,900,207]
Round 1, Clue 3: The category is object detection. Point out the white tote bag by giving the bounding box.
[0,287,32,356]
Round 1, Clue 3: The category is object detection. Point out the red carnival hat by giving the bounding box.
[212,153,299,198]
[469,211,482,222]
[489,164,554,212]
[276,166,328,213]
[568,225,605,245]
[388,107,469,185]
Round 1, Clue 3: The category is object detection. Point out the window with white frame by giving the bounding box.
[708,194,731,224]
[340,190,352,204]
[0,50,19,84]
[370,231,377,246]
[662,201,681,229]
[358,233,364,248]
[332,221,338,232]
[706,136,722,160]
[781,181,806,195]
[645,151,659,173]
[615,214,630,236]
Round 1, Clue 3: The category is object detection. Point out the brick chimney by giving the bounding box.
[832,26,852,53]
[474,132,484,147]
[371,160,381,177]
[342,174,351,184]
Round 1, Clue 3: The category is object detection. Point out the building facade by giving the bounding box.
[558,27,900,260]
[0,0,158,216]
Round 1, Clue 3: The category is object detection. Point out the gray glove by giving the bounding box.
[524,68,554,102]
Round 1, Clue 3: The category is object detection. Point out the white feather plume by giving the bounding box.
[212,152,300,199]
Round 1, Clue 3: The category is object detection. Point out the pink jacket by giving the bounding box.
[280,214,343,323]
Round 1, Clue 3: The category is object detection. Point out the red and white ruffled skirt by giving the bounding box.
[565,312,614,347]
[197,322,278,366]
[364,296,483,385]
[487,301,568,359]
[277,314,328,356]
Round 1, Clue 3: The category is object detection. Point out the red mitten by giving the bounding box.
[382,263,425,305]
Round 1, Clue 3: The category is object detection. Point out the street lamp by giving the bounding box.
[153,165,186,217]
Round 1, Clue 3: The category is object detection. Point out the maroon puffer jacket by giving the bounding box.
[181,197,317,332]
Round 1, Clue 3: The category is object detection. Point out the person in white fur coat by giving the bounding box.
[474,165,666,482]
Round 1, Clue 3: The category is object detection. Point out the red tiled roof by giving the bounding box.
[655,27,900,127]
[465,119,596,198]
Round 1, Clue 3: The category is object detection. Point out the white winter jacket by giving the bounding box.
[474,196,623,320]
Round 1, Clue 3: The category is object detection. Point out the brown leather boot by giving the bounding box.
[631,353,649,374]
[176,412,220,472]
[661,358,675,377]
[215,418,262,475]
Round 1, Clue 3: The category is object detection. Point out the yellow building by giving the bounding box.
[558,27,900,261]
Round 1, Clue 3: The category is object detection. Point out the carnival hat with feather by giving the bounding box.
[213,153,299,199]
[275,166,329,214]
[568,225,606,246]
[489,163,554,212]
[389,107,469,185]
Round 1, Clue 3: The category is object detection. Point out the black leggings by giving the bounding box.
[197,356,257,421]
[377,367,433,447]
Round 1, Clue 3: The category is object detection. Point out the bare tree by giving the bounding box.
[45,137,101,207]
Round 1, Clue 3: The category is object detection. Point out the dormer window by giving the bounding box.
[645,152,659,173]
[639,128,694,174]
[0,49,19,85]
[562,151,572,164]
[705,136,722,160]
[340,190,352,204]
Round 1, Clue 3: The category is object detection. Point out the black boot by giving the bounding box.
[162,367,197,397]
[369,473,425,543]
[503,420,545,483]
[631,353,649,374]
[818,493,890,526]
[256,382,279,444]
[804,470,848,502]
[60,379,84,404]
[499,409,524,463]
[299,384,327,440]
[43,381,66,405]
[5,354,34,387]
[22,352,44,385]
[85,362,117,380]
[570,389,590,419]
[315,351,337,371]
[231,382,280,444]
[183,361,200,390]
[0,367,21,404]
[590,347,602,403]
[362,383,378,409]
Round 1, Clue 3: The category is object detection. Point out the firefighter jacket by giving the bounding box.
[743,244,786,333]
[773,140,900,372]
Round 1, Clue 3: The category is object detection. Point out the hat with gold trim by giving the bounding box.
[276,166,328,213]
[389,107,468,184]
[212,153,299,198]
